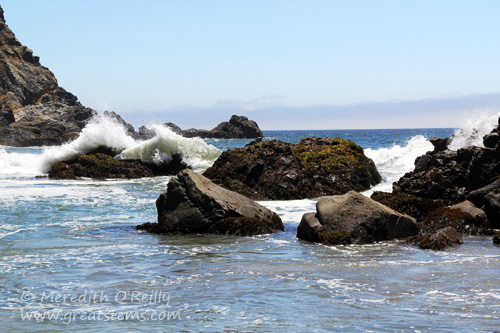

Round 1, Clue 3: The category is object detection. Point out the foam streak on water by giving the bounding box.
[1,113,500,331]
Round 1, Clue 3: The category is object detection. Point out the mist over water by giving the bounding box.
[1,112,499,331]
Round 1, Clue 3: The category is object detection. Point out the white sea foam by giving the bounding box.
[0,116,221,177]
[364,135,433,194]
[116,124,221,173]
[364,111,500,194]
[448,110,500,150]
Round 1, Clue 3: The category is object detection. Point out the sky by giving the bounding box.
[2,0,500,130]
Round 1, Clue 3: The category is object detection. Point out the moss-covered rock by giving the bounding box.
[203,137,381,200]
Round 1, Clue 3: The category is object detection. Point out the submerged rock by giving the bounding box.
[417,226,463,250]
[137,169,283,236]
[297,191,418,245]
[48,146,188,180]
[204,137,381,200]
[0,6,96,146]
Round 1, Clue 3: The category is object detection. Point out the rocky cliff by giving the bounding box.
[0,5,96,146]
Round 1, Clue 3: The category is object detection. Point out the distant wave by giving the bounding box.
[365,110,500,194]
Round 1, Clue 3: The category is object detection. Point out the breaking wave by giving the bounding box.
[0,116,221,177]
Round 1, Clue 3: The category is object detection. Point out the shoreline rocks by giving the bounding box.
[137,169,284,236]
[204,137,381,200]
[297,191,418,245]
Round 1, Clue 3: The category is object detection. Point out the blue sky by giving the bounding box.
[3,0,500,129]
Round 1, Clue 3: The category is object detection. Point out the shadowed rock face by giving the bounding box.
[204,137,381,200]
[0,5,96,146]
[297,191,418,245]
[137,169,284,236]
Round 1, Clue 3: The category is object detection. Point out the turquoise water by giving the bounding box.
[1,126,499,332]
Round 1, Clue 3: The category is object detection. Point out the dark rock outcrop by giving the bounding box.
[371,191,445,222]
[204,137,381,200]
[297,191,418,245]
[137,169,284,236]
[48,147,188,180]
[419,205,491,235]
[430,137,450,152]
[181,115,263,139]
[389,120,500,230]
[0,6,96,146]
[417,227,463,250]
[371,192,491,235]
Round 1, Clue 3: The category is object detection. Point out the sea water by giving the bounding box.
[0,114,499,332]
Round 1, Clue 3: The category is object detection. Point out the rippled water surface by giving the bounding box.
[1,128,499,332]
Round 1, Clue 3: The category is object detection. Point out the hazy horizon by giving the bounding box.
[3,0,500,130]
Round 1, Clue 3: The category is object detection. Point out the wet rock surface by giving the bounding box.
[415,226,464,250]
[48,146,188,180]
[385,119,500,230]
[137,169,284,236]
[297,191,418,245]
[204,137,381,200]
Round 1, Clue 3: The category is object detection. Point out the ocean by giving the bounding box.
[1,114,499,332]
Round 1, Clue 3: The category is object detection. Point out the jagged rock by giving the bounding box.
[136,169,283,236]
[393,142,500,206]
[417,227,463,250]
[297,191,418,245]
[0,6,96,146]
[48,146,189,180]
[182,115,264,139]
[103,111,137,138]
[204,137,381,200]
[430,137,450,152]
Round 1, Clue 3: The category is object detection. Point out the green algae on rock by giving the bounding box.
[203,137,381,200]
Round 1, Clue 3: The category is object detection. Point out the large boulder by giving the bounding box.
[137,169,284,236]
[297,191,418,245]
[0,6,96,146]
[204,137,381,200]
